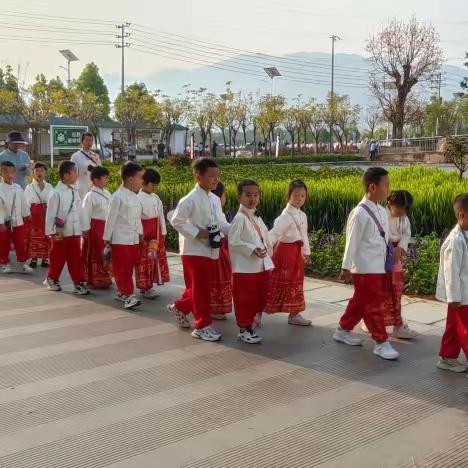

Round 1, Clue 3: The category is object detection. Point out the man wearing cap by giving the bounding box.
[0,131,32,189]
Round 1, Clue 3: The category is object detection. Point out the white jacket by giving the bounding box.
[103,186,143,245]
[0,182,30,227]
[137,191,167,235]
[70,149,101,199]
[269,204,310,255]
[342,197,389,274]
[229,206,273,274]
[170,184,230,259]
[80,186,112,232]
[24,180,53,206]
[436,225,468,305]
[45,182,81,236]
[387,209,411,252]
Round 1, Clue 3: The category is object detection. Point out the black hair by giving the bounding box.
[81,132,94,142]
[192,157,218,175]
[143,168,161,185]
[211,181,225,198]
[121,161,143,181]
[33,162,47,171]
[454,193,468,214]
[0,160,15,169]
[59,160,76,179]
[387,190,413,209]
[90,165,109,182]
[363,167,389,190]
[286,179,308,201]
[237,179,259,196]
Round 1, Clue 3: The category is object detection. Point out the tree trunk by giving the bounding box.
[232,129,238,157]
[303,126,307,154]
[253,124,257,157]
[242,124,247,145]
[221,129,227,154]
[297,128,301,154]
[288,130,294,156]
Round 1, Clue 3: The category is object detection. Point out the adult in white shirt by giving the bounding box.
[334,167,400,361]
[436,194,468,375]
[70,132,101,199]
[168,158,230,342]
[80,166,112,289]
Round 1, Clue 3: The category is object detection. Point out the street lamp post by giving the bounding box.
[59,49,79,87]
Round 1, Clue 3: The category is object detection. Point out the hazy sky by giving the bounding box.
[0,0,466,87]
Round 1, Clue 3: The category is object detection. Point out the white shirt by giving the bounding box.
[387,209,411,252]
[342,197,389,274]
[103,186,143,245]
[45,182,81,236]
[269,204,310,255]
[70,149,101,199]
[137,191,167,235]
[0,182,30,227]
[436,225,468,305]
[228,206,273,274]
[24,180,53,207]
[80,186,112,232]
[170,185,230,259]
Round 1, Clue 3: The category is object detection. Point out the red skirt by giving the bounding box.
[384,247,404,327]
[27,203,49,258]
[83,219,112,288]
[209,238,232,314]
[135,218,170,291]
[265,241,305,314]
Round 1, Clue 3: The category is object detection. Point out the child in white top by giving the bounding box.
[0,161,31,274]
[103,161,144,310]
[24,162,53,268]
[334,167,400,361]
[80,166,112,289]
[266,180,311,326]
[136,168,170,299]
[436,193,468,376]
[229,179,273,344]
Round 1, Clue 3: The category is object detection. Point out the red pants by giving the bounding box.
[48,236,84,284]
[175,255,216,330]
[0,225,28,264]
[233,271,270,329]
[439,304,468,359]
[339,273,392,342]
[112,244,140,296]
[27,203,49,259]
[83,219,112,288]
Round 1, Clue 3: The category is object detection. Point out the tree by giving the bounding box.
[75,63,110,118]
[283,106,299,155]
[365,105,382,139]
[445,136,468,180]
[367,17,443,138]
[114,83,157,146]
[188,88,216,151]
[213,95,229,152]
[424,98,460,136]
[257,95,285,156]
[0,66,26,127]
[461,52,468,91]
[307,101,327,153]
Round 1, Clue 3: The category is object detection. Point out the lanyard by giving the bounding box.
[81,150,98,166]
[57,187,75,220]
[240,208,264,242]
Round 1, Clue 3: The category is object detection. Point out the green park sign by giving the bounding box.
[49,125,88,166]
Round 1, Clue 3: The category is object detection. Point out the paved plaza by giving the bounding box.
[0,253,466,468]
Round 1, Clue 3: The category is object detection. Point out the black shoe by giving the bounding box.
[41,259,49,268]
[29,258,38,268]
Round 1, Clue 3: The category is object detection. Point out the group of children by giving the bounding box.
[0,155,467,376]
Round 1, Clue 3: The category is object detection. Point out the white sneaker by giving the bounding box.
[392,324,418,339]
[238,328,262,344]
[167,304,191,328]
[333,326,363,346]
[211,313,227,320]
[373,341,399,360]
[114,293,126,303]
[254,312,262,328]
[191,326,222,342]
[288,313,312,326]
[123,294,141,309]
[140,287,160,299]
[1,264,13,274]
[437,358,468,373]
[43,277,61,291]
[73,283,90,296]
[20,263,34,274]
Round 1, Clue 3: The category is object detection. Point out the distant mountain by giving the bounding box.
[103,51,466,110]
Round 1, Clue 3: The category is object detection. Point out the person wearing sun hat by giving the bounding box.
[0,131,32,189]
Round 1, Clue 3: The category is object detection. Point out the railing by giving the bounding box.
[377,135,468,154]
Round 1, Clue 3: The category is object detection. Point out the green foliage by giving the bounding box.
[445,136,468,180]
[75,63,110,118]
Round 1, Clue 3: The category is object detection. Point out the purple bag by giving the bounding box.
[359,203,394,273]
